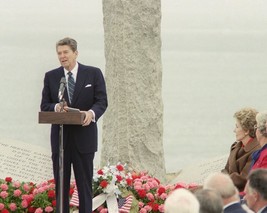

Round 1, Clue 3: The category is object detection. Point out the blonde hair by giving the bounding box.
[234,107,258,138]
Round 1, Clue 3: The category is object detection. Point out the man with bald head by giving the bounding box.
[203,172,247,213]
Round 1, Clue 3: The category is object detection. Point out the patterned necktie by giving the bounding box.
[67,72,75,103]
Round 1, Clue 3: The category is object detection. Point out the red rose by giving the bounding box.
[157,186,166,195]
[97,169,104,175]
[26,196,33,204]
[5,177,12,183]
[27,206,36,213]
[2,209,10,213]
[100,180,108,188]
[48,179,55,184]
[126,178,133,186]
[151,203,159,211]
[116,175,123,182]
[174,182,187,189]
[137,189,146,198]
[48,190,56,199]
[131,172,141,180]
[147,201,159,211]
[116,164,124,171]
[52,200,57,207]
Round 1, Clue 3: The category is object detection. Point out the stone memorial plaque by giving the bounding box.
[0,139,53,183]
[170,155,228,185]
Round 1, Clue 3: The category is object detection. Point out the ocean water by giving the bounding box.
[0,0,267,173]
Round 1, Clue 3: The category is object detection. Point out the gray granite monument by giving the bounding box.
[101,0,166,181]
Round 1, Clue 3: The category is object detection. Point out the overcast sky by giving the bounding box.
[1,0,267,172]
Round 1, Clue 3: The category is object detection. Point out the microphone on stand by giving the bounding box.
[58,77,66,102]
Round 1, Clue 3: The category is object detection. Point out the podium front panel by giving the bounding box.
[38,112,85,125]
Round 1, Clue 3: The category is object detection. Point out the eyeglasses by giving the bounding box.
[254,125,259,130]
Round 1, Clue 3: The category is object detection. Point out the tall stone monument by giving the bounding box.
[101,0,166,181]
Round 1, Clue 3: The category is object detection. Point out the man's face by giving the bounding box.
[244,181,257,211]
[57,45,78,71]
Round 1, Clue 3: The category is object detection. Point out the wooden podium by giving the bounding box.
[39,111,85,125]
[39,111,85,213]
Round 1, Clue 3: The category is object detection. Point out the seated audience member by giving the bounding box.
[195,188,223,213]
[244,168,267,213]
[251,111,267,170]
[164,188,199,213]
[222,107,260,192]
[203,172,247,213]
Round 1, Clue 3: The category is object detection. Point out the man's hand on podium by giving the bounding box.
[81,111,93,126]
[55,101,68,112]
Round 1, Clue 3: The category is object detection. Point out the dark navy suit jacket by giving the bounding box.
[41,63,108,154]
[224,203,247,213]
[260,206,267,213]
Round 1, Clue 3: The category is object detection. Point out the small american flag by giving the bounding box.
[70,186,79,207]
[118,195,133,213]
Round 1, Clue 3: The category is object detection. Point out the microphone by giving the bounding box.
[58,77,66,101]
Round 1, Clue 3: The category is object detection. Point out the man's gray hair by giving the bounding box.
[56,37,77,52]
[256,111,267,137]
[203,172,236,199]
[248,168,267,200]
[164,188,199,213]
[195,189,223,213]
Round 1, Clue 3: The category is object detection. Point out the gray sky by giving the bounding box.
[1,0,267,172]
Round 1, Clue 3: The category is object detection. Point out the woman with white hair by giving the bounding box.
[251,111,267,169]
[164,188,199,213]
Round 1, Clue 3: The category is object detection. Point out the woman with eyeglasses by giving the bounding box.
[222,107,260,192]
[250,111,267,170]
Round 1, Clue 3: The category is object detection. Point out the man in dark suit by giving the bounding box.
[41,37,108,213]
[223,203,248,213]
[195,189,223,213]
[244,169,267,213]
[203,172,247,213]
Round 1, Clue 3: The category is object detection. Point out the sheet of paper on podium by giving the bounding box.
[0,138,53,183]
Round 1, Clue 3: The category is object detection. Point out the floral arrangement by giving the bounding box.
[128,171,198,213]
[0,164,199,213]
[0,177,75,213]
[0,177,34,213]
[93,163,133,197]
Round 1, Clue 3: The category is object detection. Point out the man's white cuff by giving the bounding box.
[89,109,96,122]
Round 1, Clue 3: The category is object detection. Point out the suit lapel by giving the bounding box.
[71,64,86,105]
